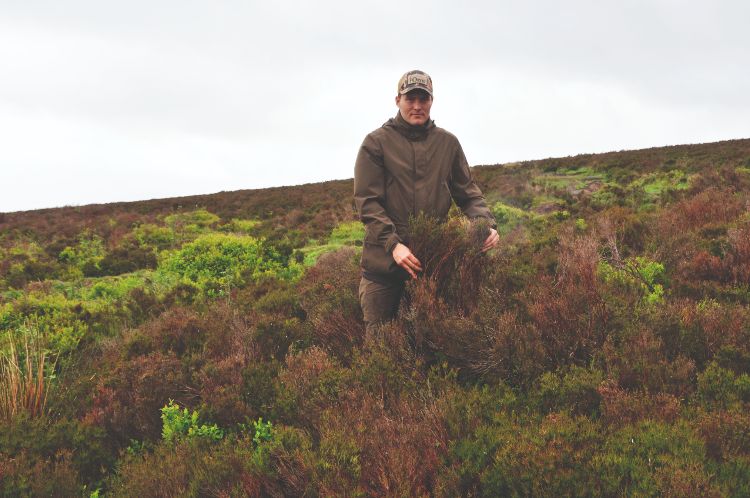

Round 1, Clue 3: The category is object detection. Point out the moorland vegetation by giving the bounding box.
[1,138,750,496]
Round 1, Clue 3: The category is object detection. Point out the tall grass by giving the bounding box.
[0,321,54,421]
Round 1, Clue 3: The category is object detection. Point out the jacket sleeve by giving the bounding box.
[449,140,497,228]
[353,134,402,253]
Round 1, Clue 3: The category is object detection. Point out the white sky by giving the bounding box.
[1,0,749,213]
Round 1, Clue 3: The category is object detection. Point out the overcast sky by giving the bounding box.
[2,1,749,213]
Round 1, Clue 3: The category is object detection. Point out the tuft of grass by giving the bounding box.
[0,321,55,421]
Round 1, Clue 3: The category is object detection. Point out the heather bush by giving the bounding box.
[85,350,194,445]
[532,365,604,417]
[696,361,750,410]
[0,449,79,497]
[198,354,257,427]
[698,408,750,461]
[237,360,280,422]
[591,420,718,497]
[727,223,750,285]
[525,232,609,368]
[317,391,447,497]
[407,214,490,314]
[314,347,410,436]
[299,247,363,360]
[106,437,258,497]
[107,425,313,497]
[462,308,546,387]
[654,188,746,279]
[603,325,695,396]
[0,416,114,493]
[393,215,538,382]
[122,306,204,359]
[401,276,481,376]
[96,245,157,276]
[250,278,305,318]
[276,346,345,431]
[447,412,602,497]
[597,380,681,426]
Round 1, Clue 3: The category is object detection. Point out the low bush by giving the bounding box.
[299,247,363,360]
[159,233,302,297]
[603,325,696,396]
[276,346,345,431]
[533,365,604,417]
[525,232,609,368]
[105,425,313,497]
[160,400,224,443]
[0,416,114,492]
[85,351,194,445]
[597,380,681,426]
[591,421,719,497]
[317,391,447,497]
[697,361,750,410]
[0,449,79,497]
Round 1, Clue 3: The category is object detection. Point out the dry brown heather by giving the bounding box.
[1,137,750,496]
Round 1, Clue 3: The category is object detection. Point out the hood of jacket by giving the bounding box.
[383,112,435,142]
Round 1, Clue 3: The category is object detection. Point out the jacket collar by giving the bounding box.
[387,112,435,141]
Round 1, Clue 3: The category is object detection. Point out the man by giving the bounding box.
[353,69,499,330]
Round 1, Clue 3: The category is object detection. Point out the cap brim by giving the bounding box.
[399,85,433,96]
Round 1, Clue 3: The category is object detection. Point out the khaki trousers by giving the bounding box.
[358,277,405,331]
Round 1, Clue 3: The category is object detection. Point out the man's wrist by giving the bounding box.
[384,233,402,254]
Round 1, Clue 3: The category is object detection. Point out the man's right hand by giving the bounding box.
[392,243,422,279]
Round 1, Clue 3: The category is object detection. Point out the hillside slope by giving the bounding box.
[1,138,749,496]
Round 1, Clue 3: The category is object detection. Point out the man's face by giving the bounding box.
[395,89,433,126]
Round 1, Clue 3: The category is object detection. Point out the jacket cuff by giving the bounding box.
[384,233,402,254]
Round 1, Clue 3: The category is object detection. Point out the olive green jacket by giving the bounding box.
[354,113,495,281]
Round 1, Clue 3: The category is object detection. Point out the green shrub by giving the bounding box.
[164,208,220,234]
[533,365,604,416]
[161,400,224,443]
[58,232,106,278]
[599,256,666,305]
[697,361,750,409]
[132,223,175,251]
[491,201,535,234]
[0,416,115,492]
[591,421,716,497]
[159,233,302,297]
[105,425,311,497]
[449,412,603,497]
[218,218,260,234]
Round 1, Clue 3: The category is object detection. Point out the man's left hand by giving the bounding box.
[481,228,499,252]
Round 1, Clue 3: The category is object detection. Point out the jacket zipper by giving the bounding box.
[411,142,417,216]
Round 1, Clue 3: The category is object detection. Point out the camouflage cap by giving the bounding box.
[397,70,433,96]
